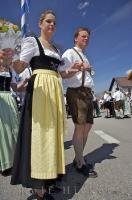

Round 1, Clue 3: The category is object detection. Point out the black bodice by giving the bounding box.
[0,76,11,91]
[30,37,61,72]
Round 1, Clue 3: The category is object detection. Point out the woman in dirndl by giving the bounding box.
[11,10,66,200]
[0,49,19,176]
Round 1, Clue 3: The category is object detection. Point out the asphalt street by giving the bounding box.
[0,112,132,200]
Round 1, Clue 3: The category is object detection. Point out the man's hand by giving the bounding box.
[82,63,91,72]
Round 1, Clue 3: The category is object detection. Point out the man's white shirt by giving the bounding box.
[59,47,94,90]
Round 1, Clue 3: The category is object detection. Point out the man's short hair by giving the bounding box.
[74,27,91,40]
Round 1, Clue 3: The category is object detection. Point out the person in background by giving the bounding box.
[0,48,19,176]
[59,27,97,178]
[92,91,101,118]
[108,92,115,118]
[130,94,132,114]
[113,88,124,119]
[123,92,131,118]
[103,91,111,118]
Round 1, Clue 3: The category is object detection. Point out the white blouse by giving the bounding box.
[0,71,11,77]
[19,37,61,64]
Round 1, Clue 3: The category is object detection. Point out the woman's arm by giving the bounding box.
[11,77,29,92]
[12,37,35,74]
[60,69,78,78]
[60,62,81,79]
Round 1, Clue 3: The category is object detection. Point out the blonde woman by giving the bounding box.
[11,10,66,200]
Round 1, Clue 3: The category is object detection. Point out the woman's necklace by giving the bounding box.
[39,37,55,51]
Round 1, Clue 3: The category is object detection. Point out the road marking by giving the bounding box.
[94,130,120,144]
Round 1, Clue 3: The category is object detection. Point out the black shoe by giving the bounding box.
[86,163,94,172]
[123,115,131,118]
[1,168,12,176]
[84,158,94,170]
[75,165,89,176]
[84,160,97,176]
[48,185,62,193]
[75,164,98,178]
[73,159,77,167]
[73,159,94,172]
[43,192,54,200]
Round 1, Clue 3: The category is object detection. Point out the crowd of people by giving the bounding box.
[0,9,132,200]
[94,89,132,119]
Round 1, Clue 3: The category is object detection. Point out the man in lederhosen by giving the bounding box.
[60,27,97,178]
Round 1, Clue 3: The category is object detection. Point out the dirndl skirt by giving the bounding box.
[11,69,66,188]
[0,91,19,171]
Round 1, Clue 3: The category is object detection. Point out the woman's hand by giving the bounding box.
[68,62,82,72]
[72,62,91,72]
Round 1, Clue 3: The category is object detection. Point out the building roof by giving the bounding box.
[109,76,132,91]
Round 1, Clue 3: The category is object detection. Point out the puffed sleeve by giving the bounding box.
[20,37,36,64]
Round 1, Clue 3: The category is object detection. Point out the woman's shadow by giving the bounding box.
[54,142,119,200]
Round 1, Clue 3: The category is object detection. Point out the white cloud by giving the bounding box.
[82,11,87,16]
[93,1,132,33]
[78,1,90,10]
[106,0,132,24]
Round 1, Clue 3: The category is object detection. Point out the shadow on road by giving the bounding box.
[55,142,119,200]
[84,143,119,165]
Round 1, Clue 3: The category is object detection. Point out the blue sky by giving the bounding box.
[0,0,132,93]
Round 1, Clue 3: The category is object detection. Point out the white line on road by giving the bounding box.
[94,130,120,144]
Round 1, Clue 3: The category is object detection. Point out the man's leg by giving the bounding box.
[82,123,92,165]
[72,123,85,168]
[83,123,92,151]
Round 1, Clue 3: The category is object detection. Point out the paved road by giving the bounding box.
[0,113,132,200]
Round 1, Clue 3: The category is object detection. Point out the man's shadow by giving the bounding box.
[54,142,119,200]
